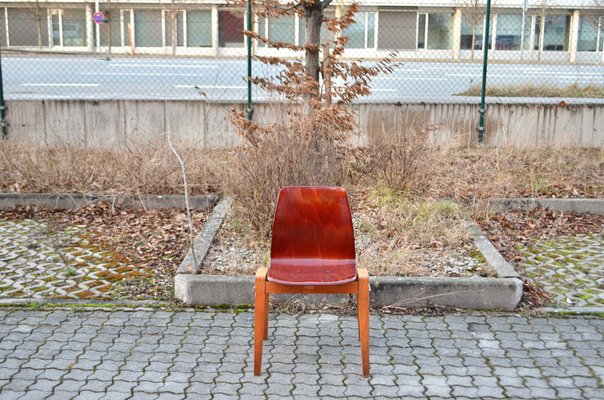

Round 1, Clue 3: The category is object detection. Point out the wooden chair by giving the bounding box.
[254,186,370,377]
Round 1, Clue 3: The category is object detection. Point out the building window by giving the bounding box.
[378,11,417,50]
[417,13,453,50]
[258,14,296,47]
[219,10,244,47]
[63,9,86,46]
[427,13,452,50]
[51,10,61,46]
[297,11,334,46]
[187,10,212,47]
[165,10,184,48]
[9,7,50,47]
[461,12,492,50]
[99,9,122,47]
[134,10,161,47]
[269,15,295,45]
[344,11,376,49]
[578,15,602,52]
[495,13,530,50]
[0,9,6,47]
[49,8,86,47]
[535,15,570,51]
[417,14,426,49]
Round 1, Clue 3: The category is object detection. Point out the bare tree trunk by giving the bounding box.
[304,3,323,96]
[108,0,112,56]
[33,4,42,48]
[171,11,177,55]
[537,2,546,62]
[471,27,476,60]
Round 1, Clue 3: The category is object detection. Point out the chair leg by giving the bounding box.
[254,268,268,376]
[357,268,370,377]
[264,294,269,340]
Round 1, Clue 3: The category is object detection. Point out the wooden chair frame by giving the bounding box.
[254,267,370,377]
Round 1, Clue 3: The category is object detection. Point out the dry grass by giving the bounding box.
[460,83,604,98]
[352,186,488,277]
[1,127,602,278]
[203,141,603,277]
[424,147,604,205]
[202,186,492,277]
[0,138,222,195]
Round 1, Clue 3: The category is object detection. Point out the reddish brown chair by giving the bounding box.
[254,186,370,376]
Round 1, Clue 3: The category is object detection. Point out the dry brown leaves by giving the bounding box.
[478,207,604,262]
[477,207,604,307]
[0,203,208,300]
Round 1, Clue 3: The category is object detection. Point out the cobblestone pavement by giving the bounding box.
[0,220,135,299]
[518,232,604,308]
[0,309,603,399]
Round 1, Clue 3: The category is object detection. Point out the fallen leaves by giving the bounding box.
[477,207,604,308]
[0,202,208,300]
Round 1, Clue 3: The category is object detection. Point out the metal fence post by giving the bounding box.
[246,0,253,121]
[0,42,7,138]
[478,0,492,144]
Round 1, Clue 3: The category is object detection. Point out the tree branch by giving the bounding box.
[321,0,333,10]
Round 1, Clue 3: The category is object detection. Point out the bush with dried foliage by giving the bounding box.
[364,128,433,194]
[227,1,400,235]
[227,121,349,237]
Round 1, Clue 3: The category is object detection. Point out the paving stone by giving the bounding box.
[100,391,132,400]
[517,232,604,308]
[425,385,452,398]
[395,380,425,398]
[0,390,22,400]
[528,387,558,398]
[21,390,57,400]
[186,382,213,396]
[47,390,79,399]
[554,387,584,399]
[505,386,534,399]
[0,309,602,400]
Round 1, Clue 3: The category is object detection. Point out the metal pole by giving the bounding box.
[478,0,492,144]
[95,0,100,52]
[0,41,7,137]
[520,0,527,61]
[246,0,253,120]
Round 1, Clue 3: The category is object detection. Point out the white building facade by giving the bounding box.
[0,0,602,63]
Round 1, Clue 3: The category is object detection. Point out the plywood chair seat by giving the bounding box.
[254,186,370,377]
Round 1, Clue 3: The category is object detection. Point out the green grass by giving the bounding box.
[459,83,604,98]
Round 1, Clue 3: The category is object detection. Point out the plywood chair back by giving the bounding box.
[254,186,370,376]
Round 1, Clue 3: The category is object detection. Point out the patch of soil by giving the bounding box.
[202,197,495,279]
[477,207,604,307]
[0,202,208,300]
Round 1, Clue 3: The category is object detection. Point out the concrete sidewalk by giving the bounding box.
[0,309,602,399]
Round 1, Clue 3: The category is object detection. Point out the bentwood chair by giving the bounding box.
[253,186,370,376]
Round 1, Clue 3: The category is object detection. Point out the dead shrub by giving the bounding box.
[364,127,432,194]
[226,124,348,237]
[0,138,220,195]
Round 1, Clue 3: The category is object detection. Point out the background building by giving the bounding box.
[0,0,602,63]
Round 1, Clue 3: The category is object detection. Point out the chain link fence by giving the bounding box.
[0,1,602,102]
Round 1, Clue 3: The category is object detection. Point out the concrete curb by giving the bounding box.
[484,198,604,215]
[468,222,519,279]
[175,274,522,310]
[0,192,219,210]
[174,199,524,311]
[176,196,233,274]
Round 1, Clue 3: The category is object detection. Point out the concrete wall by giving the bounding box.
[6,99,604,148]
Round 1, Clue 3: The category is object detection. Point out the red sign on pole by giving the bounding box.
[93,12,105,24]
